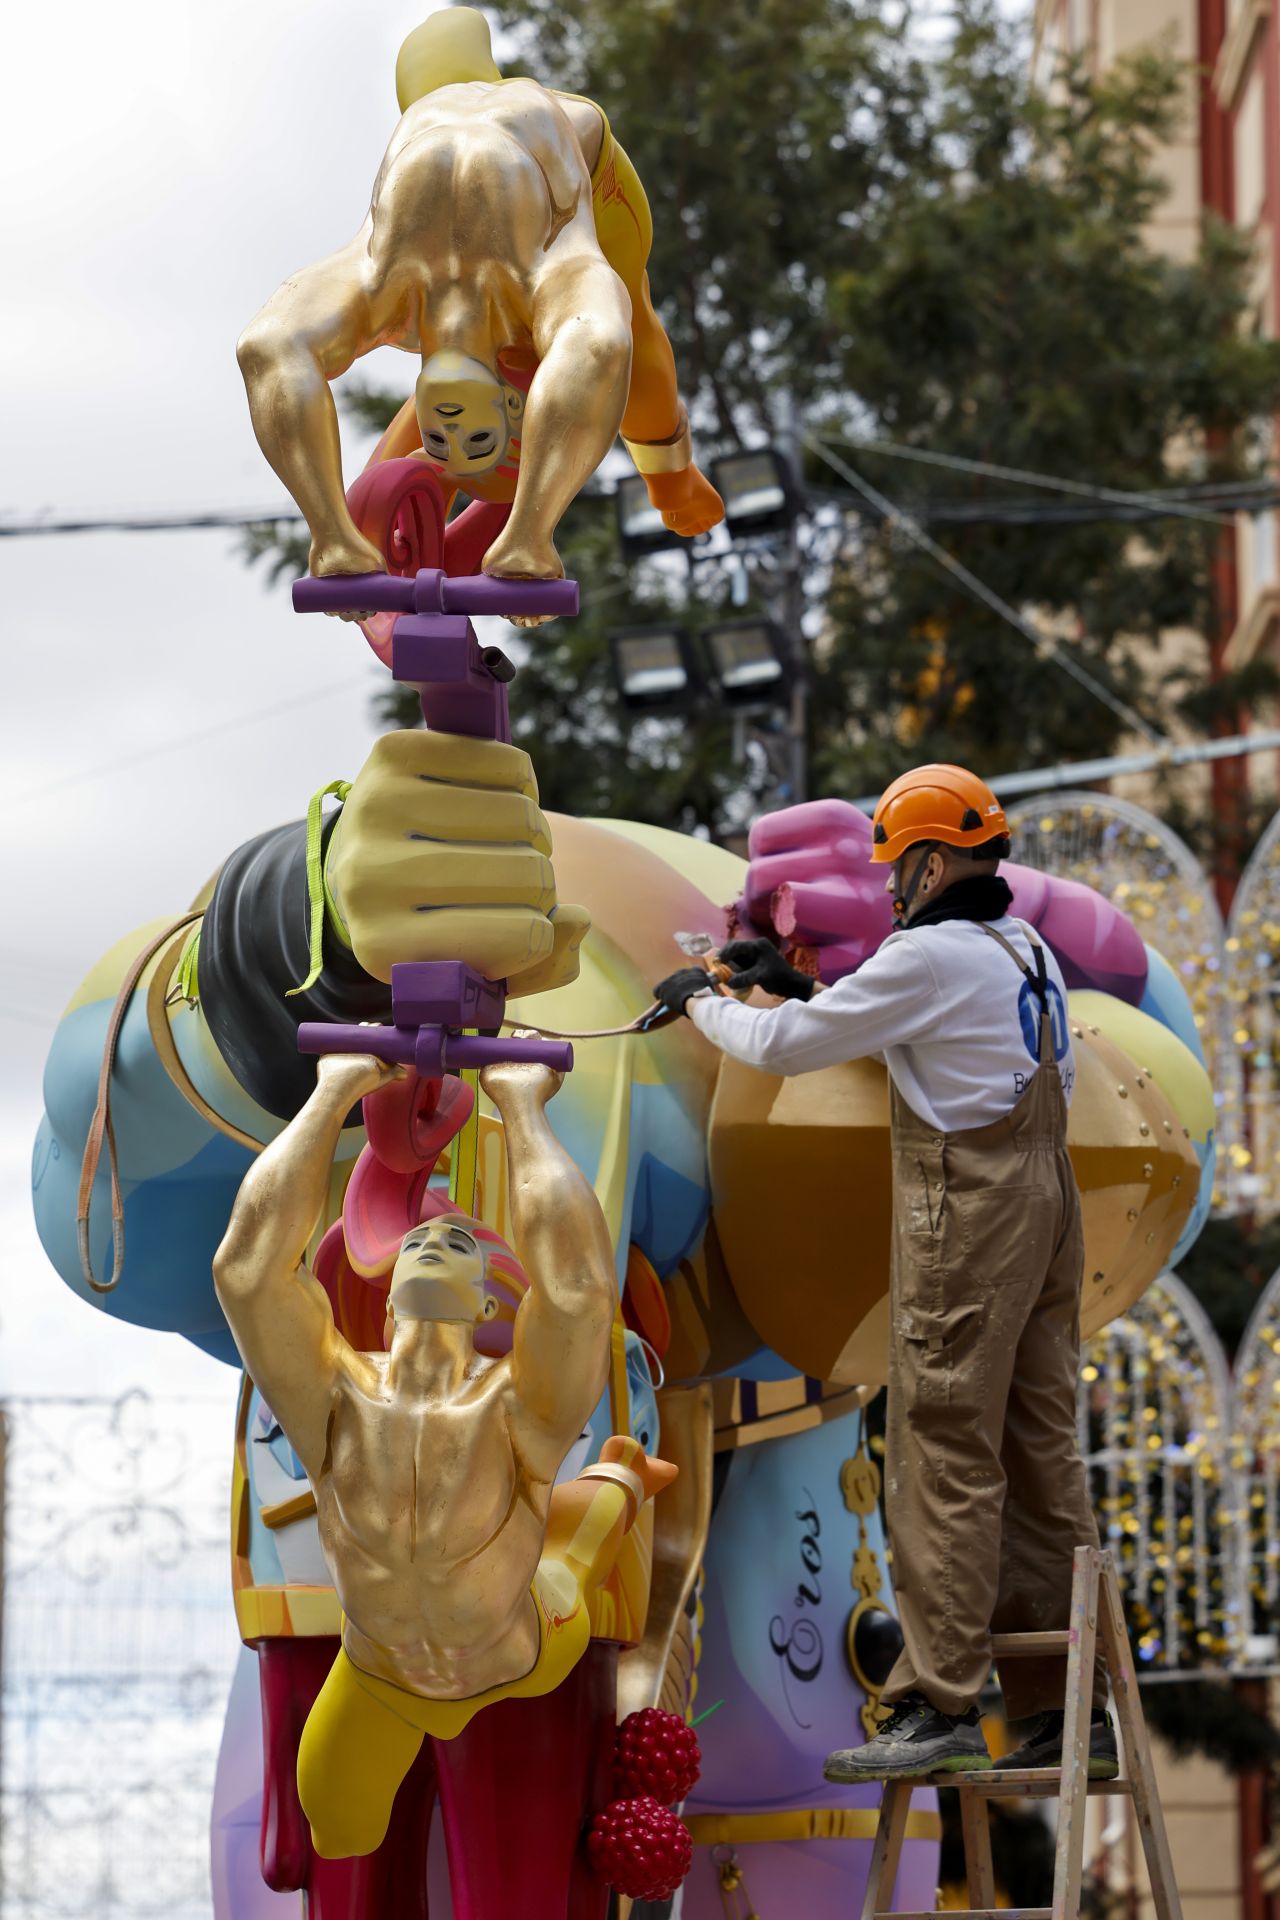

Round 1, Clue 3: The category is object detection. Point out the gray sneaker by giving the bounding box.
[823,1693,993,1782]
[994,1709,1119,1781]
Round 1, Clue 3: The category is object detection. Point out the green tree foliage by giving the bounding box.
[243,0,1280,838]
[1176,1213,1280,1359]
[811,18,1280,800]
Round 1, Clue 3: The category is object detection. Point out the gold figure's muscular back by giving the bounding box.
[366,78,608,352]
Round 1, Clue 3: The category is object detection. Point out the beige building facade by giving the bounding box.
[1026,10,1279,1916]
[1034,0,1279,844]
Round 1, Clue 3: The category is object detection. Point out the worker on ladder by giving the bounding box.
[654,765,1117,1783]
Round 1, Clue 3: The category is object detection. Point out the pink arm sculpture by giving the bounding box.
[736,798,1148,1005]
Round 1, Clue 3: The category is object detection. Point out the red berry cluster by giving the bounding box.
[613,1707,702,1805]
[588,1710,701,1900]
[586,1796,693,1902]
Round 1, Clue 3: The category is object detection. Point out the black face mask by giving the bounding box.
[905,872,1014,930]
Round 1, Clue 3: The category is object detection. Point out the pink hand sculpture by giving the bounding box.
[735,799,1148,1005]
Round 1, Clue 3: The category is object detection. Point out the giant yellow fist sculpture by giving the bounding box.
[325,731,590,992]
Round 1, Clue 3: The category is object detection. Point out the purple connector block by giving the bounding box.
[392,962,507,1031]
[292,566,579,742]
[391,616,513,741]
[296,962,572,1078]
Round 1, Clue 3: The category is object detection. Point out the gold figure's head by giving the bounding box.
[388,1215,501,1324]
[396,7,503,113]
[415,350,524,481]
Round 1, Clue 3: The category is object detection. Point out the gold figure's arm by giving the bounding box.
[213,1055,397,1474]
[236,238,406,578]
[479,1057,617,1475]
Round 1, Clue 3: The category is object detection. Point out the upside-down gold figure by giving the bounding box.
[237,7,723,588]
[213,1050,674,1858]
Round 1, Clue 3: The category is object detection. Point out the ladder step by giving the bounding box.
[990,1631,1070,1655]
[943,1767,1133,1799]
[875,1910,1052,1919]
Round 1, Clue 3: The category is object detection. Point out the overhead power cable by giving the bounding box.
[803,435,1166,748]
[823,487,1280,528]
[18,671,370,806]
[0,507,304,537]
[814,433,1268,530]
[6,458,1272,540]
[851,726,1280,808]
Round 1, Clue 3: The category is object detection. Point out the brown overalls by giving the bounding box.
[879,924,1106,1721]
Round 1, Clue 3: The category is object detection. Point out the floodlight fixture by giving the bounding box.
[710,448,799,536]
[608,624,702,712]
[614,474,682,558]
[703,618,792,707]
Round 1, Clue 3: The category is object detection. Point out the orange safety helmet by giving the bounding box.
[870,764,1009,866]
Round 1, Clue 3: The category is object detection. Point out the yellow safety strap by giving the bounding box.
[287,779,352,998]
[168,923,201,1007]
[449,1060,481,1213]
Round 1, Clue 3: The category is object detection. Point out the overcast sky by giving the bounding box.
[0,0,482,1400]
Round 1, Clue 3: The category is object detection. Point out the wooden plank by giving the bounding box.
[1098,1552,1185,1920]
[953,1770,1133,1800]
[991,1631,1071,1656]
[1052,1545,1101,1920]
[861,1781,912,1920]
[958,1784,996,1910]
[875,1909,1052,1919]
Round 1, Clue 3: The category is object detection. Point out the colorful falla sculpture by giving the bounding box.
[33,11,1216,1919]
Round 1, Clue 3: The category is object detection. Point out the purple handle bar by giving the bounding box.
[298,1022,573,1079]
[292,567,580,621]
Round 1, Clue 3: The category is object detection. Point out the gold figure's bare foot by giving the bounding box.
[310,534,388,622]
[646,464,724,539]
[660,465,724,538]
[482,531,565,628]
[310,533,387,578]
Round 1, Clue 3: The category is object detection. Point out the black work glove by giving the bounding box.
[653,967,717,1017]
[718,937,815,1002]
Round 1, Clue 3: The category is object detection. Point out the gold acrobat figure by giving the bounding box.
[237,7,724,587]
[213,1050,674,1859]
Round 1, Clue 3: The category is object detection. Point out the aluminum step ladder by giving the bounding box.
[860,1546,1182,1920]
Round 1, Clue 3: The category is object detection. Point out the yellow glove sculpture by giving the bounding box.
[324,731,590,992]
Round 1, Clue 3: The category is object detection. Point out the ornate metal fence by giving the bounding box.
[0,1391,238,1920]
[1226,812,1280,1220]
[1080,1272,1245,1673]
[1079,1263,1280,1676]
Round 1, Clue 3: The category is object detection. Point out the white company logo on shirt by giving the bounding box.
[1013,977,1074,1101]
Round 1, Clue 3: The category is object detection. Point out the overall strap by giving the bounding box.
[976,922,1056,1068]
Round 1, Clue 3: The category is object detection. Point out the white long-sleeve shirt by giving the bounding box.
[688,916,1076,1134]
